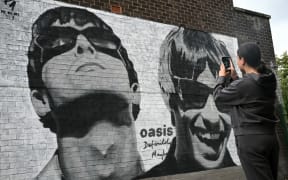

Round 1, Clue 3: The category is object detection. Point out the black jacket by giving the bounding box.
[213,72,279,136]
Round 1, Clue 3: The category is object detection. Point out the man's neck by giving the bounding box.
[244,66,259,74]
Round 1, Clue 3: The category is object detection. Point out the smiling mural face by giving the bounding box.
[175,61,231,169]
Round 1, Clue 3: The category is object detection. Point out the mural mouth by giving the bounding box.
[194,130,226,150]
[189,120,227,160]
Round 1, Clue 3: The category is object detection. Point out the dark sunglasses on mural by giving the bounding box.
[172,75,226,112]
[172,76,212,108]
[167,52,225,111]
[34,26,125,64]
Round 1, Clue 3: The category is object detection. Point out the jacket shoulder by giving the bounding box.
[230,77,251,89]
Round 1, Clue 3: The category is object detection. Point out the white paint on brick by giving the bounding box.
[0,0,242,179]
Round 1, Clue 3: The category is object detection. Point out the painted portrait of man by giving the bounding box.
[27,6,143,180]
[1,0,287,179]
[137,26,236,179]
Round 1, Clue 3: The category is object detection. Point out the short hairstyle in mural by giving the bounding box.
[137,26,236,178]
[27,6,143,180]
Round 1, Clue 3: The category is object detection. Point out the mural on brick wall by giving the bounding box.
[27,7,144,180]
[138,27,237,178]
[0,0,241,180]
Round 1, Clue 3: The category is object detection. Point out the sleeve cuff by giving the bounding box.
[216,76,226,84]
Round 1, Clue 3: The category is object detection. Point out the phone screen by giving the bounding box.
[222,57,230,70]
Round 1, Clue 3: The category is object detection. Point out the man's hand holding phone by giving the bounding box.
[220,57,238,80]
[222,57,231,72]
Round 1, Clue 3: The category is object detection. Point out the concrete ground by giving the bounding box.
[142,166,246,180]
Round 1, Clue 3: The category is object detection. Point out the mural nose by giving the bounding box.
[75,34,94,55]
[201,95,219,123]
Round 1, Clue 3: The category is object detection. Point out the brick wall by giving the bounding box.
[57,0,275,64]
[0,0,287,180]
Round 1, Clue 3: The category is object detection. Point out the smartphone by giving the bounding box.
[222,56,231,71]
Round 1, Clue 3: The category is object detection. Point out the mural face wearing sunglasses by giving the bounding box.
[169,62,231,170]
[37,24,133,106]
[35,23,141,180]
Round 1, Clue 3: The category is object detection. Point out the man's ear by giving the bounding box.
[239,57,246,66]
[30,89,51,117]
[130,83,140,105]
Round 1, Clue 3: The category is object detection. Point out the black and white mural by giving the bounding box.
[0,0,241,179]
[27,6,143,180]
[138,27,237,178]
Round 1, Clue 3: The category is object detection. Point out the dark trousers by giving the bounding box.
[236,134,279,180]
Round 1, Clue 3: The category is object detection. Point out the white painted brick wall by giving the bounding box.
[0,0,242,179]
